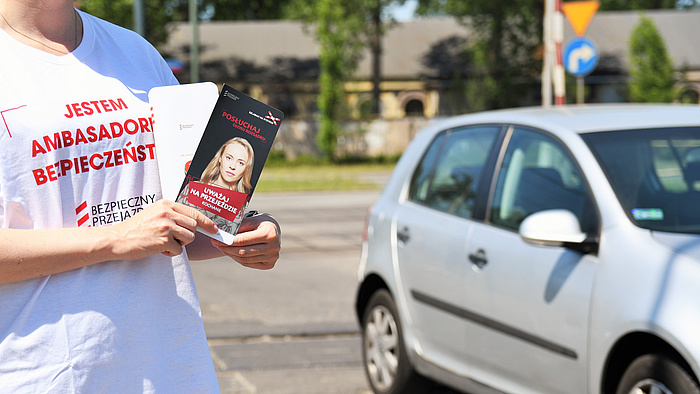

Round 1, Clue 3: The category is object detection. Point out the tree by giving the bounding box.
[414,0,690,111]
[173,0,292,21]
[287,0,407,117]
[628,15,676,102]
[286,0,404,158]
[416,0,544,111]
[314,0,365,159]
[360,0,410,116]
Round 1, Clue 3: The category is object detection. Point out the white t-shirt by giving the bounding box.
[0,10,219,393]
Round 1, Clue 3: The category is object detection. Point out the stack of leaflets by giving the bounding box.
[150,83,284,244]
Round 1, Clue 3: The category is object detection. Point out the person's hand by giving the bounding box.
[110,200,217,260]
[211,213,281,270]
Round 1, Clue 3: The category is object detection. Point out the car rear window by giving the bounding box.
[583,127,700,233]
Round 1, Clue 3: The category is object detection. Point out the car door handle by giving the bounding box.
[397,226,410,244]
[468,249,488,268]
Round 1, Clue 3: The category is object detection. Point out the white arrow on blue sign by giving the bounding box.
[563,37,599,77]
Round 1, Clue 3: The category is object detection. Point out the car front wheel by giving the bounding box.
[361,289,429,394]
[616,353,700,394]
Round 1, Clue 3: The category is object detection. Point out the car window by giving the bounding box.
[409,126,500,218]
[490,127,596,232]
[582,127,700,233]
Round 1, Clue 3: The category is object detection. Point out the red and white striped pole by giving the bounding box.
[542,0,566,106]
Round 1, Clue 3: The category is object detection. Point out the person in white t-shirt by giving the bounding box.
[0,0,281,392]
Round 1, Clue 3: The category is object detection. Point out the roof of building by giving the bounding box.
[159,10,700,82]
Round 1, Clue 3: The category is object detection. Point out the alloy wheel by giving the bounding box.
[364,304,400,391]
[628,379,673,394]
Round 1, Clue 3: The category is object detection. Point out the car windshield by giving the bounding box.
[582,127,700,234]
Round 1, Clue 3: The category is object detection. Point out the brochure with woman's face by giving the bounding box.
[173,85,284,244]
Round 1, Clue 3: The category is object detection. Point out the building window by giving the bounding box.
[679,88,700,104]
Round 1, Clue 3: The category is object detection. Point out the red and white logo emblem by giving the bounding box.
[265,111,280,125]
[76,201,90,227]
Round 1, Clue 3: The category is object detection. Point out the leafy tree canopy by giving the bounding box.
[180,0,292,21]
[413,0,690,111]
[415,0,544,111]
[628,15,676,102]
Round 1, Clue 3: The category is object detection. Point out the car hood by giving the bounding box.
[652,231,700,261]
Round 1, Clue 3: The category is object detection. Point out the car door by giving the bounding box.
[393,125,502,373]
[465,126,599,393]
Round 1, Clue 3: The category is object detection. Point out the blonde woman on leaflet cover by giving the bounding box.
[0,0,281,392]
[203,137,254,193]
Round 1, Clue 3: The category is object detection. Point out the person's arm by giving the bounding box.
[0,200,217,285]
[187,213,281,270]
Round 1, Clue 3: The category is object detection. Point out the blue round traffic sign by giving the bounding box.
[563,37,599,77]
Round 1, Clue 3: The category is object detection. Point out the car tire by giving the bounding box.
[361,289,430,394]
[615,353,700,394]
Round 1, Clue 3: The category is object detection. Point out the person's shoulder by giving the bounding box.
[79,10,149,46]
[79,9,171,69]
[79,11,136,35]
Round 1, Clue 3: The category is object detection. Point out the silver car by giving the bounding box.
[355,104,700,394]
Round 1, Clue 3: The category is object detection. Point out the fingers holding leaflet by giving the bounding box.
[171,202,218,235]
[212,213,281,270]
[111,200,217,260]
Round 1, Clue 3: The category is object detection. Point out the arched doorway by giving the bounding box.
[679,88,700,104]
[404,99,424,117]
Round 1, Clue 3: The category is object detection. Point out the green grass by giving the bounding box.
[255,162,396,192]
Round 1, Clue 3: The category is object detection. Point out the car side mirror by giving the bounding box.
[520,209,597,253]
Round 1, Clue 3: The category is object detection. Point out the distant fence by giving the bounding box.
[273,117,434,159]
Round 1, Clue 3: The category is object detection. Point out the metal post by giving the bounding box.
[577,77,584,104]
[553,0,566,105]
[189,0,199,83]
[542,0,553,107]
[133,0,145,37]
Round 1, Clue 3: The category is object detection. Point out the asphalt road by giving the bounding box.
[191,190,381,393]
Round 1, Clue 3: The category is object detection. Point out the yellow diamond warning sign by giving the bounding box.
[562,0,600,37]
